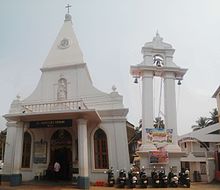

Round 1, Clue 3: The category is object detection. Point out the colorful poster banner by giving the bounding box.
[146,128,173,143]
[149,150,169,164]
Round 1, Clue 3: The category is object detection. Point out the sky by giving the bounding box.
[0,0,219,135]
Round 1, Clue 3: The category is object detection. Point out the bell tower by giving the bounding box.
[130,33,187,171]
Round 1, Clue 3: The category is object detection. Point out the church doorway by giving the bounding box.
[50,129,72,180]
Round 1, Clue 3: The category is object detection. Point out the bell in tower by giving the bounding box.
[130,32,187,174]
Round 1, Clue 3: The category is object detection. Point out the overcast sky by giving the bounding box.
[0,0,219,135]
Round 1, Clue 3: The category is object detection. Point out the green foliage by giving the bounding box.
[192,108,219,131]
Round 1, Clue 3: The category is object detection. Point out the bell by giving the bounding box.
[177,80,181,85]
[134,78,138,84]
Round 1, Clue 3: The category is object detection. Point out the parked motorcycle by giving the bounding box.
[139,166,148,188]
[159,168,168,188]
[168,169,178,187]
[151,168,160,188]
[104,167,115,187]
[117,169,127,188]
[179,169,190,188]
[127,167,138,188]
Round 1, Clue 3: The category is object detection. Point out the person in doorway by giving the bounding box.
[54,161,61,181]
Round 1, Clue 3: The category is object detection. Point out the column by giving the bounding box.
[77,119,89,189]
[141,71,156,151]
[3,121,17,175]
[13,122,24,173]
[3,121,24,185]
[114,121,130,170]
[164,72,181,152]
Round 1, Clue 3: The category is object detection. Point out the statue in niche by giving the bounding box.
[57,78,67,100]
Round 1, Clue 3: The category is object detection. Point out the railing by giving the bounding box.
[22,100,88,113]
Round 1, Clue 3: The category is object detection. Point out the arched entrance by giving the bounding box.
[50,129,72,180]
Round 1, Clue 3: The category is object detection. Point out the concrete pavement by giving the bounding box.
[0,182,220,190]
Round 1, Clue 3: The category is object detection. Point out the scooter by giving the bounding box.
[139,167,148,188]
[117,169,127,188]
[127,168,138,188]
[179,169,190,188]
[151,168,160,188]
[168,170,178,187]
[104,167,115,187]
[159,168,168,188]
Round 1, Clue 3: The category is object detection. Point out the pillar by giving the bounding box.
[3,121,23,185]
[141,71,156,151]
[77,119,89,189]
[164,72,181,152]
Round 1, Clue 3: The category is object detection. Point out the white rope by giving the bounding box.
[158,78,163,118]
[139,78,142,109]
[153,77,156,118]
[177,83,181,113]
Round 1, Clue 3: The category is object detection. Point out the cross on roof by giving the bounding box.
[65,4,72,14]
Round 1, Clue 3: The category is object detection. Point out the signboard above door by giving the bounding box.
[30,119,72,128]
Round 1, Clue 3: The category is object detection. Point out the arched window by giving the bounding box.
[94,129,109,169]
[22,132,32,168]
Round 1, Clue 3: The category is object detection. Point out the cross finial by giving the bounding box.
[65,4,72,14]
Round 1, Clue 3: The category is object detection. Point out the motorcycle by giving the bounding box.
[127,168,138,188]
[168,170,178,187]
[151,168,160,188]
[104,167,115,187]
[139,167,148,188]
[117,169,127,188]
[159,168,168,188]
[179,169,190,188]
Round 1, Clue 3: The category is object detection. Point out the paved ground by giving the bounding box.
[0,182,220,190]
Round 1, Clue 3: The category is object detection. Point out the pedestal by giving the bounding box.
[138,148,185,175]
[78,176,89,189]
[10,174,22,186]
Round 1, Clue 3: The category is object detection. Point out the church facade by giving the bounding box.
[3,13,130,188]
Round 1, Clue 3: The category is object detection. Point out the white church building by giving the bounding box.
[3,12,130,188]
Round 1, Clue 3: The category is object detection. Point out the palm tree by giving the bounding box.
[153,117,165,129]
[207,108,219,125]
[192,117,208,131]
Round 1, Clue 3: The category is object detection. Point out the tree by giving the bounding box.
[191,108,219,131]
[192,117,209,131]
[207,108,219,125]
[153,117,165,129]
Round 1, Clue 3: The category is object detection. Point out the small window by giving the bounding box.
[22,132,32,168]
[94,129,109,169]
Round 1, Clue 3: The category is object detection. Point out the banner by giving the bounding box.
[149,150,169,164]
[146,128,173,143]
